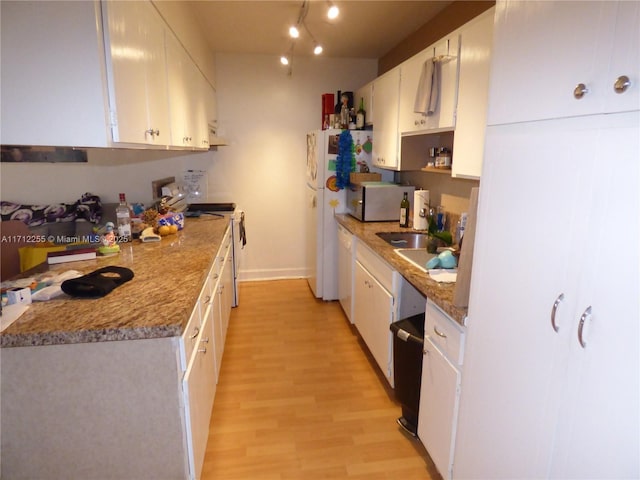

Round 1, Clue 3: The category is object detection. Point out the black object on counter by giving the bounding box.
[187,202,236,212]
[61,266,134,298]
[390,313,425,436]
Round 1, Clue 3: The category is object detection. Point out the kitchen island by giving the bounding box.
[1,216,233,480]
[335,214,467,325]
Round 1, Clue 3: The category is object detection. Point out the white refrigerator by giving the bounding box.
[305,129,374,300]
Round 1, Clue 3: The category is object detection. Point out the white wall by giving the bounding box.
[212,53,377,281]
[0,53,376,282]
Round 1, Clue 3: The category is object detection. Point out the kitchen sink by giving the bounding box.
[376,232,430,249]
[394,248,436,273]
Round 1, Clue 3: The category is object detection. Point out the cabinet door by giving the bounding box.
[0,1,109,147]
[418,337,461,480]
[456,113,639,478]
[548,113,639,479]
[451,8,494,179]
[337,226,354,323]
[103,0,170,145]
[487,1,615,125]
[166,31,195,148]
[183,311,216,480]
[354,261,394,384]
[399,36,459,134]
[455,118,596,478]
[603,1,639,115]
[372,68,400,169]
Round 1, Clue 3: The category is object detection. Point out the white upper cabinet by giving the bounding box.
[0,0,216,150]
[166,31,209,149]
[354,81,374,127]
[0,1,110,147]
[398,35,460,134]
[102,0,171,146]
[372,68,401,169]
[451,7,494,179]
[487,0,639,125]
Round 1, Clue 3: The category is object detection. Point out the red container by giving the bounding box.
[321,93,334,129]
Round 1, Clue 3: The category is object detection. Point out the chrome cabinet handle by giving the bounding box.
[551,293,565,333]
[201,337,209,344]
[145,128,160,137]
[198,346,207,354]
[577,306,592,348]
[189,326,200,339]
[433,326,447,338]
[614,75,630,94]
[573,83,589,99]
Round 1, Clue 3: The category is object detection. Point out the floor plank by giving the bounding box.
[202,279,440,480]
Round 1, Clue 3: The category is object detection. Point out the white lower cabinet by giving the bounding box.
[181,225,235,479]
[182,309,216,480]
[354,260,394,382]
[454,113,639,479]
[353,241,425,386]
[337,224,355,323]
[418,299,465,480]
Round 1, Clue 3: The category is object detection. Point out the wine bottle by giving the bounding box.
[399,192,410,228]
[356,97,366,130]
[334,90,342,114]
[116,193,132,241]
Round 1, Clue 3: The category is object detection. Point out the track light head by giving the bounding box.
[313,44,323,55]
[289,25,300,38]
[327,3,339,19]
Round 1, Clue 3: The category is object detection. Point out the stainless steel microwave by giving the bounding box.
[346,182,415,222]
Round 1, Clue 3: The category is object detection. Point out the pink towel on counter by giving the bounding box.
[414,58,441,116]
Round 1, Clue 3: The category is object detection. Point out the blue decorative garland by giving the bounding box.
[335,130,355,190]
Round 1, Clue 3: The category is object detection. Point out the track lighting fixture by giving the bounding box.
[280,1,338,73]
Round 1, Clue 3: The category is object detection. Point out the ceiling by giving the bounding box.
[185,1,453,60]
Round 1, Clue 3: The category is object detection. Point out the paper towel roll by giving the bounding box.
[413,190,430,230]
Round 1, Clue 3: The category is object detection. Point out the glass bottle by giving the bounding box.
[116,193,132,241]
[356,97,366,130]
[400,192,410,228]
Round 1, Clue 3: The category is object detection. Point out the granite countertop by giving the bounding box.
[335,214,468,326]
[1,216,230,348]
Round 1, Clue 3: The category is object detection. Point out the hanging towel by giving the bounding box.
[414,58,442,116]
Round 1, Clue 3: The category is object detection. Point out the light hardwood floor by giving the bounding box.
[201,279,440,479]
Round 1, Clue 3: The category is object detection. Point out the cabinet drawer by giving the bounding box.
[180,307,201,371]
[198,275,214,319]
[425,299,465,366]
[356,241,394,293]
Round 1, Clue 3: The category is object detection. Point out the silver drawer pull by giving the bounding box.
[433,326,447,338]
[198,346,207,354]
[551,293,564,333]
[189,326,200,339]
[577,306,592,349]
[201,337,209,344]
